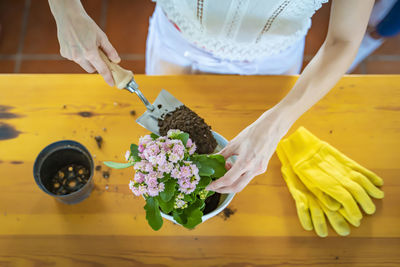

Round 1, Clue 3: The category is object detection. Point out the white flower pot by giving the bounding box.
[160,131,235,225]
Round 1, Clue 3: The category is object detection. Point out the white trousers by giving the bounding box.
[145,5,305,75]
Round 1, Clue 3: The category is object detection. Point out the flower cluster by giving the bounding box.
[129,129,199,198]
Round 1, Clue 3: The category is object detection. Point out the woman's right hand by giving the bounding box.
[49,0,121,86]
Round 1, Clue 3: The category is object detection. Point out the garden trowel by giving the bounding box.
[99,50,183,135]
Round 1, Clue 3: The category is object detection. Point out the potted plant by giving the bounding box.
[104,129,235,230]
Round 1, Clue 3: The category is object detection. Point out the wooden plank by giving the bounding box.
[0,74,399,265]
[0,236,399,267]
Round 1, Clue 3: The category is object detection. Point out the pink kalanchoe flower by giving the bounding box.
[188,144,197,155]
[155,152,167,166]
[179,166,192,178]
[138,144,145,153]
[139,135,153,146]
[125,150,131,161]
[158,182,165,191]
[147,186,160,197]
[143,142,160,160]
[186,138,193,148]
[171,167,181,179]
[134,161,146,172]
[134,172,145,183]
[158,162,174,174]
[190,164,199,176]
[144,162,154,173]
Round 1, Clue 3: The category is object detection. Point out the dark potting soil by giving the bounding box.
[203,192,221,215]
[158,105,217,154]
[50,164,89,195]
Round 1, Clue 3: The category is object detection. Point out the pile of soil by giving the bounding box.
[49,164,89,195]
[158,105,217,154]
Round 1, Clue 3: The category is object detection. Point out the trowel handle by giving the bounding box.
[98,49,133,89]
[99,49,155,112]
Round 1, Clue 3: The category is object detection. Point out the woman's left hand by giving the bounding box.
[206,108,289,193]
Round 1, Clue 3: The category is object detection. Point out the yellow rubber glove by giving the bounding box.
[279,127,384,224]
[276,145,351,237]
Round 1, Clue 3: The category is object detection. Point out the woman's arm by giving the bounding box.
[207,0,375,193]
[276,0,374,126]
[48,0,120,85]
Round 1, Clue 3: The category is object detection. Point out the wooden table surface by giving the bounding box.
[0,74,399,266]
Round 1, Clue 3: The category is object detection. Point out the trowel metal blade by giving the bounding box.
[136,89,183,135]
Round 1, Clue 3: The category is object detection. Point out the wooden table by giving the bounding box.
[0,74,399,266]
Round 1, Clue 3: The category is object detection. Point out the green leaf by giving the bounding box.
[173,210,187,225]
[160,179,176,202]
[150,133,159,140]
[157,196,175,214]
[197,176,212,189]
[103,161,134,169]
[192,154,227,178]
[182,199,203,229]
[176,132,189,146]
[183,194,193,202]
[144,197,163,231]
[130,144,141,161]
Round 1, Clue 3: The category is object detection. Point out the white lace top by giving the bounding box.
[154,0,328,61]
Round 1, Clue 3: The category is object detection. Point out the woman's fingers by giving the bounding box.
[99,34,121,63]
[75,58,96,73]
[206,158,247,191]
[218,143,239,159]
[87,50,115,86]
[215,171,254,193]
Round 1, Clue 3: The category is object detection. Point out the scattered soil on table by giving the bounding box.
[94,136,103,149]
[102,171,110,179]
[130,110,136,116]
[0,123,21,141]
[0,105,20,119]
[95,165,102,171]
[62,105,67,109]
[49,164,89,195]
[10,161,23,164]
[157,104,162,109]
[158,105,217,154]
[220,207,236,220]
[77,111,94,117]
[203,193,221,215]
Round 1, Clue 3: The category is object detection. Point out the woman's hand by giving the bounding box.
[49,0,120,86]
[206,108,289,193]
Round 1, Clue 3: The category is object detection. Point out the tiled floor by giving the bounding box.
[0,0,399,74]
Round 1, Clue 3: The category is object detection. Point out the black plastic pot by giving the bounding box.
[33,140,94,204]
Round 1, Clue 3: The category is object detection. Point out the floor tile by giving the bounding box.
[119,60,146,74]
[23,0,103,54]
[304,1,331,56]
[373,35,400,55]
[0,60,15,72]
[0,0,25,54]
[106,0,155,54]
[20,60,85,73]
[366,60,400,74]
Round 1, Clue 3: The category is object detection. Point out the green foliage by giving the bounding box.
[192,154,227,179]
[160,178,176,202]
[144,197,163,231]
[176,132,189,146]
[130,144,141,161]
[103,161,134,169]
[150,133,159,140]
[157,195,175,214]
